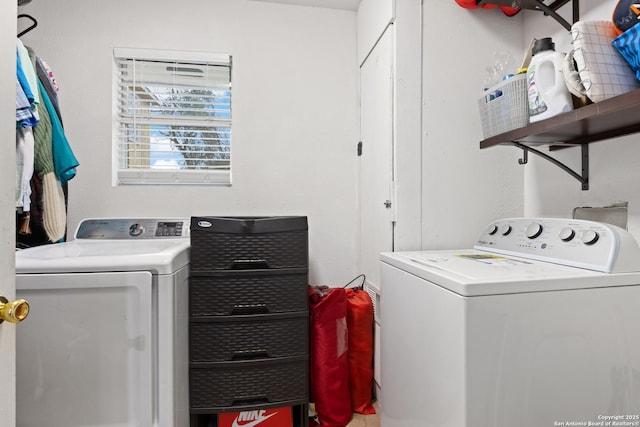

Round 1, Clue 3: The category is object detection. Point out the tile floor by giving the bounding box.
[345,403,381,427]
[345,412,380,427]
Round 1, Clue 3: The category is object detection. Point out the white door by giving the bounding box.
[2,3,18,427]
[359,27,394,290]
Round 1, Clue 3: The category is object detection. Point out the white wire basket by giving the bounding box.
[478,73,529,139]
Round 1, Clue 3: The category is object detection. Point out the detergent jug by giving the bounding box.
[527,37,573,122]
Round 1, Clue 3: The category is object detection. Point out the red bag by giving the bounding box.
[454,0,520,17]
[308,286,352,427]
[345,288,376,415]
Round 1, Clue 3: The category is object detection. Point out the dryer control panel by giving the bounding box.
[75,218,190,239]
[475,218,640,273]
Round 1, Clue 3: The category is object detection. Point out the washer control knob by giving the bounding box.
[501,225,512,236]
[559,227,576,242]
[525,222,543,239]
[129,223,144,236]
[487,224,498,235]
[580,230,599,245]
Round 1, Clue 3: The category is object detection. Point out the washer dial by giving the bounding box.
[580,230,599,245]
[129,223,144,236]
[501,225,512,236]
[559,227,576,242]
[525,223,543,239]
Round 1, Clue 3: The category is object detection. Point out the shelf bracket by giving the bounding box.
[510,142,589,190]
[476,0,578,31]
[522,0,572,30]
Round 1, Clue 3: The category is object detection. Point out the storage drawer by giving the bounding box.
[189,356,309,412]
[190,313,308,363]
[189,269,308,316]
[190,216,308,270]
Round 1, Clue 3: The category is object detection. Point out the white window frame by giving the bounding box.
[112,47,232,186]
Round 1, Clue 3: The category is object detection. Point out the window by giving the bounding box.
[113,48,232,185]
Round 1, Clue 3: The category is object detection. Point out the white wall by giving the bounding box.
[17,0,358,285]
[522,1,640,238]
[421,0,525,249]
[393,0,422,251]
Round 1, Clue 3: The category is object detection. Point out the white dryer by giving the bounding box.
[15,218,190,427]
[380,218,640,427]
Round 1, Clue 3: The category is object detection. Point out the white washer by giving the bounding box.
[380,218,640,427]
[15,218,190,427]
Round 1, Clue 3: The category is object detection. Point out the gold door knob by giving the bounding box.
[0,296,29,324]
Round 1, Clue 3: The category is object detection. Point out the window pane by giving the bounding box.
[114,48,232,185]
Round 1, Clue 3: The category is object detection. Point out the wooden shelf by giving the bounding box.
[480,88,640,149]
[479,88,640,191]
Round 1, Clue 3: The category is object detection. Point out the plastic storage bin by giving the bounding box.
[189,356,309,411]
[190,216,308,270]
[478,73,529,138]
[190,312,309,363]
[189,268,308,316]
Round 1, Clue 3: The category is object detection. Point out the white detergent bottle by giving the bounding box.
[527,37,573,122]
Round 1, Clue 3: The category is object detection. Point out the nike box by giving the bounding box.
[218,407,292,427]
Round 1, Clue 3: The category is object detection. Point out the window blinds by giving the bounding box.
[114,48,232,185]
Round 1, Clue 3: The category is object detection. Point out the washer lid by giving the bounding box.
[16,239,190,274]
[381,249,640,296]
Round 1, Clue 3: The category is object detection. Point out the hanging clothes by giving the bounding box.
[16,127,34,212]
[15,48,37,216]
[16,39,39,111]
[38,77,78,184]
[36,57,62,125]
[15,35,79,246]
[31,72,66,242]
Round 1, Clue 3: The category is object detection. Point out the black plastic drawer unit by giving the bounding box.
[189,216,309,427]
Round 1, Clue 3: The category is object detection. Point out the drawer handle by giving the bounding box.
[231,304,268,315]
[231,349,269,360]
[232,259,270,270]
[231,397,269,407]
